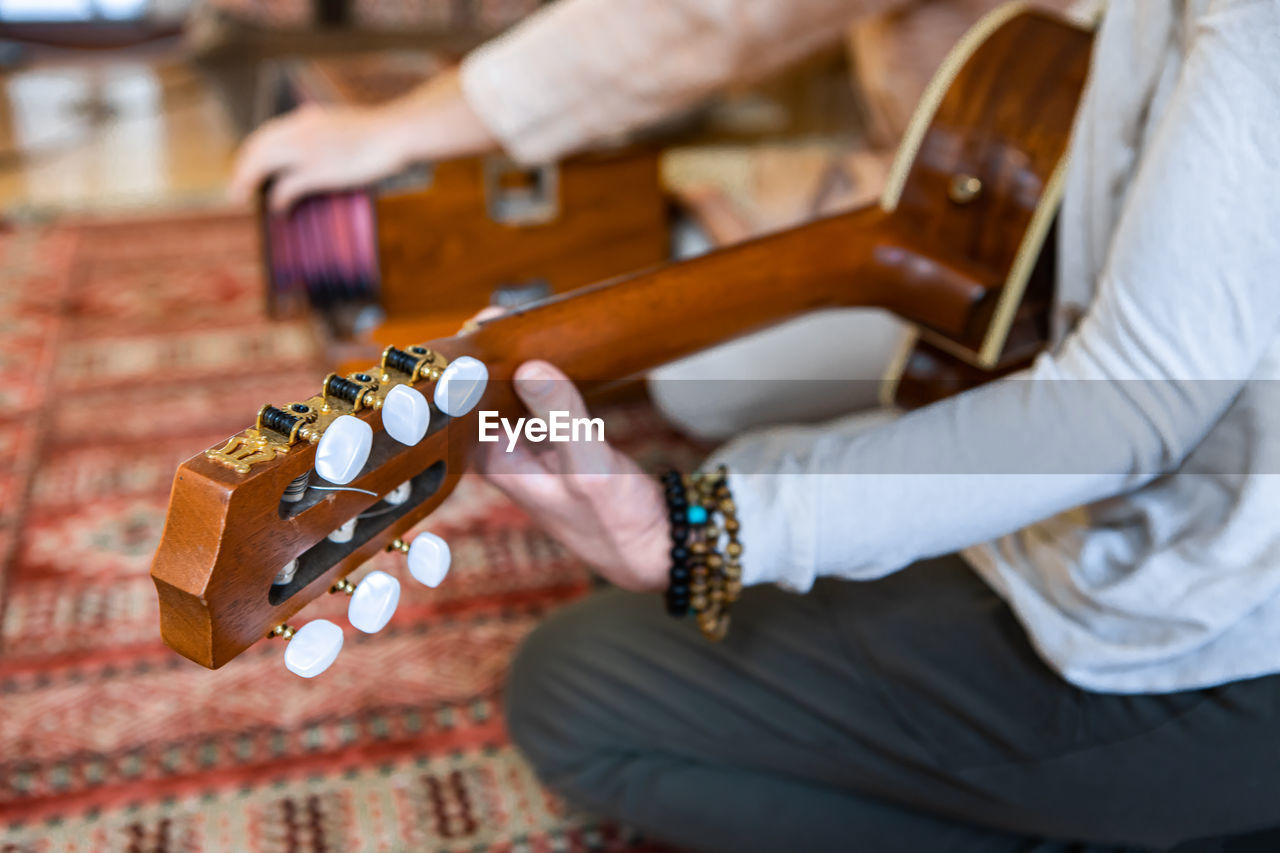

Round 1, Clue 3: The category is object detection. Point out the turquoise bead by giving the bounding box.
[687,505,709,525]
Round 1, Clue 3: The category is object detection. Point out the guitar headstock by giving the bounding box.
[150,342,494,676]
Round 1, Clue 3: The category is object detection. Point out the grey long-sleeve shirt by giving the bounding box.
[712,0,1280,693]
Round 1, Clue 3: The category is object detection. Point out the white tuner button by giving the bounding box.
[382,384,430,445]
[385,480,412,506]
[328,518,358,544]
[315,414,372,485]
[348,570,400,633]
[434,356,488,417]
[407,532,452,588]
[284,619,344,678]
[273,559,299,586]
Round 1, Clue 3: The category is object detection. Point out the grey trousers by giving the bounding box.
[504,555,1280,853]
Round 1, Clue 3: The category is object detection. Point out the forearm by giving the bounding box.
[715,352,1196,591]
[459,0,907,164]
[367,68,502,169]
[354,0,911,168]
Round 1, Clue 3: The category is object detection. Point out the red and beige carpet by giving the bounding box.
[0,211,697,852]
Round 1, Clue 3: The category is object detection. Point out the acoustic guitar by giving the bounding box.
[150,5,1093,676]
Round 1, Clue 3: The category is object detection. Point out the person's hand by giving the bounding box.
[475,360,671,592]
[229,68,499,212]
[230,103,405,211]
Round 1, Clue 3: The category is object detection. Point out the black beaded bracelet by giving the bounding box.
[660,468,742,640]
[661,470,691,616]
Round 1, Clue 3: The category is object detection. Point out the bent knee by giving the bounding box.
[507,593,619,775]
[504,589,667,783]
[504,605,575,772]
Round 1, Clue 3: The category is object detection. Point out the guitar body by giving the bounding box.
[152,6,1095,671]
[881,4,1090,405]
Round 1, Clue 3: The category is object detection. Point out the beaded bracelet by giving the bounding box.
[661,467,742,641]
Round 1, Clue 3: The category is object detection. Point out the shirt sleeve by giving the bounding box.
[458,0,897,164]
[711,0,1280,591]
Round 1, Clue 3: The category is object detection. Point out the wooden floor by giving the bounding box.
[0,53,238,215]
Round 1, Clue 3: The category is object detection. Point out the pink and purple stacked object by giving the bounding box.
[266,190,381,310]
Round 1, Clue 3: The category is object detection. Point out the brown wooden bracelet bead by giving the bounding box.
[668,469,740,643]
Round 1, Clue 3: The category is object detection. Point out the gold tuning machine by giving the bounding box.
[323,372,379,412]
[204,403,318,474]
[203,343,447,477]
[381,345,446,384]
[257,403,317,444]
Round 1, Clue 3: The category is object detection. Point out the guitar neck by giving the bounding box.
[438,202,982,389]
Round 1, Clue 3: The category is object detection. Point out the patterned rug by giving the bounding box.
[0,210,698,852]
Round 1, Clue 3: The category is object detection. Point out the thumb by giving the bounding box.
[513,360,579,421]
[512,360,610,475]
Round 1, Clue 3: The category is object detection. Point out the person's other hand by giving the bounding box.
[475,360,670,592]
[229,68,499,212]
[230,103,405,211]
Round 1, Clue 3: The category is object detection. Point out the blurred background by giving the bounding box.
[0,2,1041,850]
[0,0,888,216]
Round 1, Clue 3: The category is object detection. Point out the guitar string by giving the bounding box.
[271,480,404,586]
[304,483,407,520]
[309,485,379,497]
